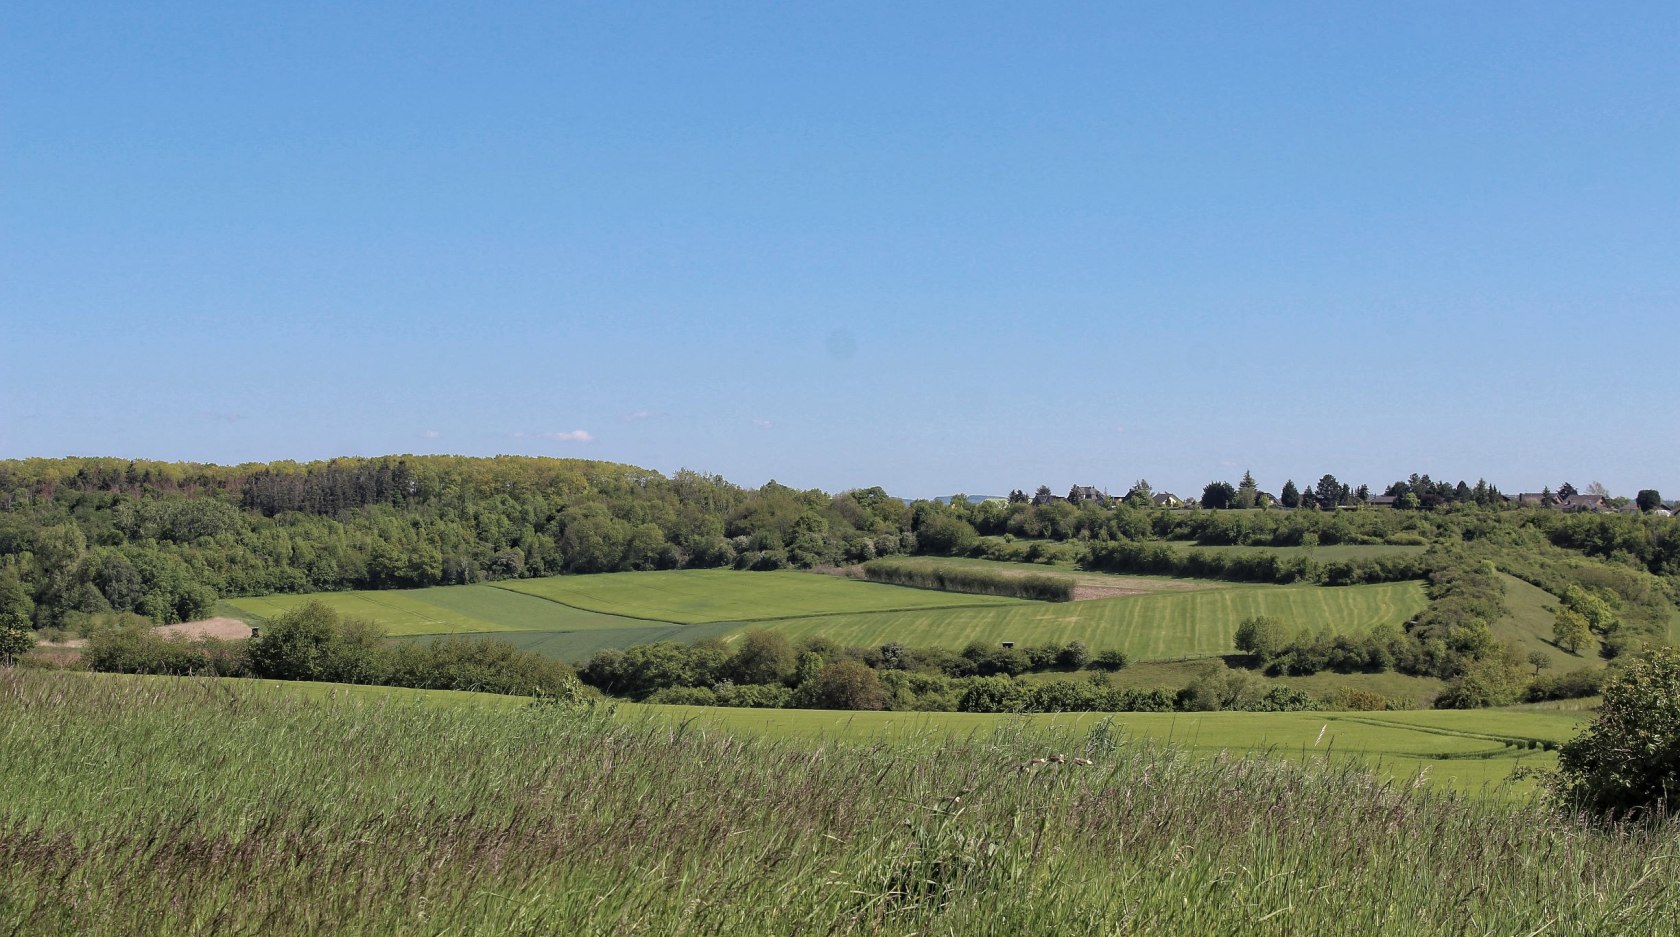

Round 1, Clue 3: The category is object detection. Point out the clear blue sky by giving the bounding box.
[3,2,1676,499]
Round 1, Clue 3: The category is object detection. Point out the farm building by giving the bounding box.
[1151,492,1184,508]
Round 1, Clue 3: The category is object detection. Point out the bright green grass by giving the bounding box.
[150,674,1579,795]
[495,568,1024,624]
[1166,541,1429,560]
[409,621,744,663]
[637,703,1578,794]
[218,584,657,636]
[864,554,1226,593]
[1492,572,1603,668]
[10,670,1670,935]
[744,581,1428,659]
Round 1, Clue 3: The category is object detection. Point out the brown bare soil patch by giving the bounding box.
[38,617,252,650]
[154,617,253,641]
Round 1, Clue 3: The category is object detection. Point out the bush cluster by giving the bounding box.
[857,559,1074,601]
[1083,540,1426,586]
[579,633,1343,714]
[85,602,581,698]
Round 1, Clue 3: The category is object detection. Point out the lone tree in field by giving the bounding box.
[1553,608,1591,655]
[1554,648,1680,818]
[1280,479,1300,509]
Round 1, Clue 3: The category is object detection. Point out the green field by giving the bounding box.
[753,581,1428,659]
[88,672,1580,795]
[219,584,655,636]
[1166,541,1429,560]
[1490,572,1601,668]
[8,670,1665,935]
[649,702,1580,794]
[219,569,1427,664]
[496,568,1024,623]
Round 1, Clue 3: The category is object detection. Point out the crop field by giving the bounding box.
[219,570,1426,663]
[496,569,1023,623]
[1165,541,1429,560]
[8,670,1666,935]
[218,584,653,637]
[754,581,1428,659]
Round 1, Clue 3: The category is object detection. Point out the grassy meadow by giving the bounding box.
[756,581,1426,658]
[3,669,1671,936]
[217,567,1424,663]
[496,568,1024,622]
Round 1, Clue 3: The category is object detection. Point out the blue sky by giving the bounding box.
[3,2,1675,499]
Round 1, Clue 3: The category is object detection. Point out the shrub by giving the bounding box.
[859,559,1074,601]
[1326,687,1389,711]
[730,631,797,686]
[1088,648,1130,671]
[1553,648,1680,818]
[1524,667,1607,703]
[805,659,888,710]
[645,686,719,706]
[85,628,249,677]
[1056,641,1090,670]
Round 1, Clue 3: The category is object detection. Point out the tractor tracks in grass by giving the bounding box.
[1327,715,1562,759]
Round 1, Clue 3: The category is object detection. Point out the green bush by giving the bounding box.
[85,628,250,677]
[860,559,1074,601]
[1553,648,1680,818]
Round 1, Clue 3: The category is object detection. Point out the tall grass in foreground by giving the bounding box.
[2,670,1676,935]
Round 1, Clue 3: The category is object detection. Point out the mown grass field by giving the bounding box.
[496,568,1024,623]
[10,669,1661,937]
[755,581,1428,659]
[223,570,1022,637]
[219,584,652,636]
[219,569,1427,664]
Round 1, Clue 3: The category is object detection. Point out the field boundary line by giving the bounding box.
[483,583,687,625]
[486,581,1025,626]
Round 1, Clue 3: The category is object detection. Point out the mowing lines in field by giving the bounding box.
[220,585,668,636]
[744,582,1429,659]
[495,569,1024,625]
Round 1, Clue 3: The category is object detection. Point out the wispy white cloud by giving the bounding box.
[511,429,594,443]
[622,409,655,422]
[420,429,442,439]
[751,418,773,430]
